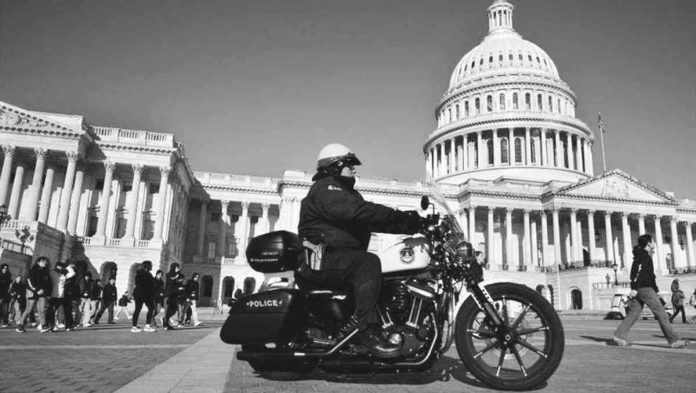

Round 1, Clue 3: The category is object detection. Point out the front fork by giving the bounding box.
[467,281,504,327]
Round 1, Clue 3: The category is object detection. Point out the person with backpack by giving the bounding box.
[94,277,117,324]
[131,260,156,332]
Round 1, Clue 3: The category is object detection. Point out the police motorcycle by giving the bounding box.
[221,182,564,391]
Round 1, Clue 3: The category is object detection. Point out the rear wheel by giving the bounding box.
[455,283,564,391]
[240,345,316,374]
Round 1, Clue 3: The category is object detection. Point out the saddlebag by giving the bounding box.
[246,231,303,273]
[220,289,301,344]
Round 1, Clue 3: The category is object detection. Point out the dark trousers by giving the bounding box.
[47,297,74,329]
[164,297,178,327]
[95,301,115,323]
[132,297,155,327]
[301,249,382,331]
[670,305,687,323]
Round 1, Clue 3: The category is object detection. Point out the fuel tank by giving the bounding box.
[375,235,430,274]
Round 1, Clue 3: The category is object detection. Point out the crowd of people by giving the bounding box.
[0,259,203,333]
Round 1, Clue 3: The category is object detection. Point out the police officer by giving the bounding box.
[298,143,421,358]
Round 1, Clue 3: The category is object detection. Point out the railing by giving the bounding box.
[668,267,696,275]
[137,240,150,248]
[592,282,631,290]
[0,238,31,255]
[92,126,174,147]
[77,236,92,245]
[107,238,122,247]
[222,257,237,265]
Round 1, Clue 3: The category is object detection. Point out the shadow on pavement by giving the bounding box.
[580,335,613,345]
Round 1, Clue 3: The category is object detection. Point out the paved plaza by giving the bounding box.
[1,311,695,393]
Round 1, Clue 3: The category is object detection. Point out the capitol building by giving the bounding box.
[1,0,695,311]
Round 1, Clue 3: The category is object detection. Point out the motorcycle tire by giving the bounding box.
[240,345,316,374]
[454,282,564,391]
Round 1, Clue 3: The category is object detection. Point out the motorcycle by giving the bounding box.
[221,183,564,391]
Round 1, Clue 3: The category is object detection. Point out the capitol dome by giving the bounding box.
[424,0,594,185]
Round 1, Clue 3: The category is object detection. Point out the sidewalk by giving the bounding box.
[116,328,235,393]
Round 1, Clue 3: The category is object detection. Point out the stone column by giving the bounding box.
[437,143,443,177]
[468,205,476,246]
[94,161,115,240]
[577,211,584,261]
[197,200,208,255]
[584,140,592,174]
[638,214,646,235]
[523,209,531,268]
[554,130,561,167]
[0,145,15,206]
[540,210,549,266]
[476,132,483,168]
[24,148,47,221]
[238,202,250,258]
[552,209,561,265]
[621,212,632,268]
[218,200,229,257]
[448,139,455,174]
[541,130,548,166]
[7,162,25,219]
[604,211,614,264]
[570,209,578,262]
[123,164,143,241]
[493,130,500,166]
[459,208,469,240]
[654,215,664,274]
[66,164,86,235]
[462,136,468,170]
[587,210,596,262]
[56,151,79,232]
[38,166,55,224]
[260,203,270,234]
[457,141,464,172]
[487,207,495,265]
[531,215,538,268]
[524,128,531,165]
[505,208,513,268]
[670,217,680,269]
[153,167,170,241]
[685,222,695,268]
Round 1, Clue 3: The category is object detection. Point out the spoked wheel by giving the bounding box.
[455,283,564,391]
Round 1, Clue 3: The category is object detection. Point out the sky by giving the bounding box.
[1,0,694,199]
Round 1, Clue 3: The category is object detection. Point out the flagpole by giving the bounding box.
[598,111,607,172]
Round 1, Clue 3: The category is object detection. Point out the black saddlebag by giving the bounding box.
[220,289,302,344]
[246,231,303,273]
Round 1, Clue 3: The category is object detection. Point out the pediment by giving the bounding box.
[0,100,78,134]
[556,170,675,203]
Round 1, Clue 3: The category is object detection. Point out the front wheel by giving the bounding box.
[455,283,564,391]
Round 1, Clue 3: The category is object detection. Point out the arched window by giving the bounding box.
[243,277,256,295]
[475,98,480,115]
[524,93,531,110]
[100,262,118,284]
[500,138,509,164]
[508,53,513,61]
[487,138,494,165]
[571,289,583,310]
[486,95,493,112]
[223,277,235,298]
[512,93,519,110]
[455,103,460,119]
[537,94,543,111]
[514,137,523,164]
[557,98,561,113]
[464,101,470,116]
[530,139,537,164]
[548,96,553,112]
[201,275,213,297]
[447,107,451,123]
[499,93,505,110]
[498,54,503,62]
[489,55,493,64]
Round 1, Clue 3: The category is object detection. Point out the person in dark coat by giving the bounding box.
[669,279,687,323]
[16,256,52,333]
[297,143,421,358]
[163,263,184,330]
[77,271,94,327]
[131,260,156,332]
[152,270,165,327]
[0,264,12,327]
[46,261,76,332]
[181,273,201,327]
[89,278,103,324]
[94,277,117,324]
[8,275,25,325]
[116,291,131,320]
[613,234,689,348]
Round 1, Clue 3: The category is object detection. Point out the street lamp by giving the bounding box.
[612,263,619,286]
[0,204,10,225]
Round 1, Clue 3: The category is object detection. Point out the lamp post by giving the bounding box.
[612,263,619,286]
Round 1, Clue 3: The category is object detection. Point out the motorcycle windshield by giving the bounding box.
[424,175,466,242]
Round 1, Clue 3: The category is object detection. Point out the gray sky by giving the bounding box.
[1,0,694,199]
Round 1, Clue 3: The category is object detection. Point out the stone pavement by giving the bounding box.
[1,311,696,392]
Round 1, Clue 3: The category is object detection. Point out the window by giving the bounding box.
[211,212,221,222]
[244,277,256,295]
[499,54,503,62]
[487,139,494,165]
[223,277,235,298]
[501,138,509,164]
[95,179,104,191]
[87,214,98,237]
[486,95,493,112]
[557,98,561,113]
[122,182,132,192]
[115,216,127,238]
[479,58,483,65]
[514,138,523,163]
[528,54,532,61]
[531,139,537,164]
[207,241,216,258]
[509,53,513,61]
[499,93,505,110]
[489,56,493,64]
[464,101,470,116]
[518,54,523,61]
[548,96,553,112]
[512,93,518,110]
[455,104,460,119]
[447,107,451,122]
[537,94,542,110]
[475,98,481,115]
[148,183,159,194]
[471,61,475,69]
[524,93,531,110]
[202,276,213,297]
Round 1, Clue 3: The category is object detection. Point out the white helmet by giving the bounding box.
[316,143,362,170]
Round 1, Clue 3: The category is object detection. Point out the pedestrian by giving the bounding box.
[182,273,201,327]
[669,279,687,323]
[8,275,25,325]
[163,263,183,330]
[131,260,156,332]
[152,270,165,327]
[115,291,131,320]
[47,261,76,332]
[16,256,52,333]
[94,277,117,324]
[0,264,12,327]
[78,271,95,327]
[613,234,689,348]
[89,278,102,324]
[176,272,186,326]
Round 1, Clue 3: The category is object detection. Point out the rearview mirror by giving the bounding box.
[420,195,430,211]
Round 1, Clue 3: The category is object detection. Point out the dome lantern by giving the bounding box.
[487,0,514,33]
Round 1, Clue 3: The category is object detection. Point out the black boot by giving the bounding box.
[358,326,400,359]
[335,315,360,343]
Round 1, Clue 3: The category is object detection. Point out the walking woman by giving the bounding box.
[16,256,52,333]
[163,263,184,330]
[669,279,687,323]
[131,260,156,332]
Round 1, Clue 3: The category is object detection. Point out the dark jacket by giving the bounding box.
[629,247,658,291]
[154,279,165,301]
[185,279,199,301]
[132,270,155,300]
[165,272,185,299]
[90,283,103,300]
[80,279,94,299]
[118,294,130,307]
[0,271,11,301]
[28,265,52,298]
[9,281,25,301]
[102,283,117,303]
[298,175,419,251]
